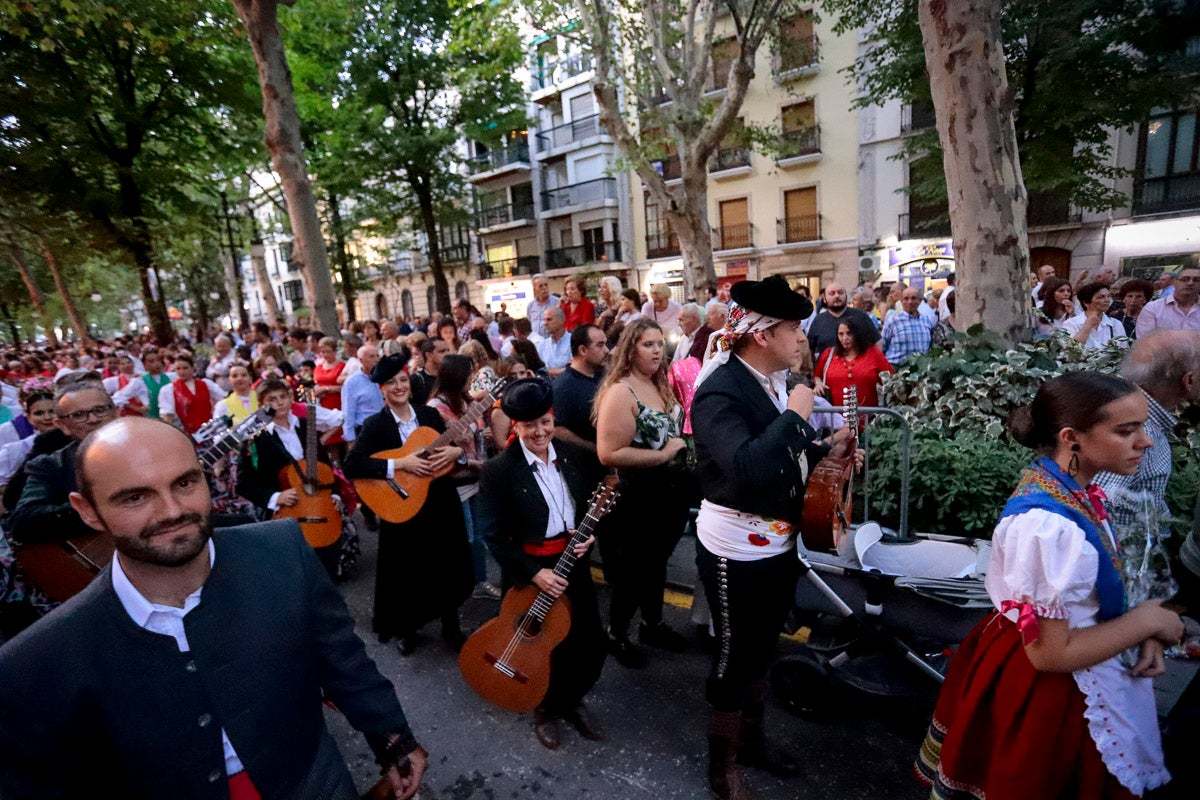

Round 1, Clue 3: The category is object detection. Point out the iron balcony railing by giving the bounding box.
[536,114,603,151]
[773,35,820,75]
[645,231,680,259]
[468,142,530,175]
[779,125,820,159]
[530,52,594,91]
[709,146,752,173]
[541,177,619,211]
[777,214,822,243]
[715,222,754,250]
[545,241,622,269]
[474,201,535,229]
[898,211,951,239]
[480,255,540,279]
[1133,174,1200,216]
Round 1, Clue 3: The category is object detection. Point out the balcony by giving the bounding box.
[898,212,951,240]
[474,201,535,230]
[901,102,937,134]
[646,231,681,259]
[715,223,754,251]
[773,35,820,81]
[468,142,530,178]
[1026,194,1082,228]
[709,146,752,179]
[650,154,682,182]
[1133,174,1200,216]
[536,114,605,153]
[530,52,594,94]
[541,177,619,213]
[438,243,472,263]
[545,241,622,269]
[777,126,821,167]
[778,214,822,244]
[480,255,540,279]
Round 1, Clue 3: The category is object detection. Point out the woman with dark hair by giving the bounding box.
[812,313,895,413]
[438,318,460,350]
[0,381,57,489]
[1065,282,1126,349]
[916,372,1181,800]
[593,317,689,667]
[1114,280,1155,338]
[510,339,549,381]
[428,354,498,600]
[1035,277,1075,338]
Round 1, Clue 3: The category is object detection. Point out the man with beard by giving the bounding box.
[0,418,428,799]
[804,282,878,361]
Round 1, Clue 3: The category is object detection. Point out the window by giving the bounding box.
[710,38,739,90]
[904,156,950,238]
[1135,108,1200,215]
[644,196,678,257]
[781,188,819,242]
[777,12,817,72]
[510,183,534,215]
[401,290,414,319]
[718,198,751,249]
[282,279,304,303]
[455,281,469,301]
[781,101,819,157]
[582,226,605,261]
[426,286,438,315]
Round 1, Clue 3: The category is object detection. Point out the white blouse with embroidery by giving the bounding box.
[986,509,1169,796]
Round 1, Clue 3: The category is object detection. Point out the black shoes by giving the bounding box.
[606,628,647,669]
[563,705,604,741]
[639,621,689,652]
[533,708,562,750]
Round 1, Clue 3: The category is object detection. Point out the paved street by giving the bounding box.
[325,525,930,800]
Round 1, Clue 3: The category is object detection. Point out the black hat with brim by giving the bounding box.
[730,275,813,320]
[501,377,554,422]
[370,353,407,384]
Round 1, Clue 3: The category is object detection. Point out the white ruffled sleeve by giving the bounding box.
[986,508,1099,621]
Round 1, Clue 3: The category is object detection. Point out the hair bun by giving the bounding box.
[1005,404,1039,448]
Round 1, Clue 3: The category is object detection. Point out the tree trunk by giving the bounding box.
[7,242,58,345]
[327,190,357,322]
[249,236,283,321]
[219,190,251,329]
[918,0,1030,344]
[232,0,341,336]
[7,244,59,347]
[410,171,452,316]
[110,157,173,345]
[667,169,716,301]
[38,238,93,346]
[0,299,20,345]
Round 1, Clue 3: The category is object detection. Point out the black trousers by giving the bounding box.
[506,553,607,715]
[598,466,690,635]
[696,541,799,712]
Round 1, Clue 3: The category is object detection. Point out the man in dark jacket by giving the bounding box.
[0,418,426,799]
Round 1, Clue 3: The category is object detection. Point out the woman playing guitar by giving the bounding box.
[235,378,345,578]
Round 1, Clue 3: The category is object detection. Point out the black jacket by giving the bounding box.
[0,521,416,800]
[477,439,601,584]
[6,439,93,545]
[237,417,311,511]
[691,357,827,524]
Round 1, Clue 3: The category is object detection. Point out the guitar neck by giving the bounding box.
[198,430,239,469]
[305,401,319,483]
[524,508,603,623]
[425,392,495,451]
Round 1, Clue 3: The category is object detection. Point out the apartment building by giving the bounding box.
[630,7,861,299]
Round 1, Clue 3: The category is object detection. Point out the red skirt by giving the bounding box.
[915,613,1137,800]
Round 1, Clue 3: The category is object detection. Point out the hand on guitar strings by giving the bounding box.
[276,488,300,508]
[533,568,569,598]
[829,427,866,471]
[571,533,595,558]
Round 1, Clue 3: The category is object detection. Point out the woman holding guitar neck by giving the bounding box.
[475,378,606,750]
[235,378,344,578]
[343,353,473,656]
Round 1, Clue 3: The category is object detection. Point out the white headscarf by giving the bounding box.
[693,302,784,390]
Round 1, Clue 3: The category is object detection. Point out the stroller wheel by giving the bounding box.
[771,651,838,719]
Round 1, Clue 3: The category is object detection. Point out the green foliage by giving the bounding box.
[868,328,1200,536]
[820,0,1200,211]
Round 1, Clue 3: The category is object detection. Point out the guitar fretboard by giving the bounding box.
[424,389,498,452]
[524,508,605,623]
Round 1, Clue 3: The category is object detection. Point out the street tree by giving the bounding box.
[530,0,801,298]
[0,0,258,345]
[230,0,343,335]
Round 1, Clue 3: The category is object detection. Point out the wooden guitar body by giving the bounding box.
[799,445,855,553]
[352,427,454,525]
[274,461,342,548]
[459,585,572,713]
[17,533,114,603]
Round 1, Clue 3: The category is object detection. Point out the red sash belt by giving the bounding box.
[523,538,567,557]
[228,771,262,800]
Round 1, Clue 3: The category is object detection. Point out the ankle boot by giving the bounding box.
[708,709,752,800]
[736,684,801,778]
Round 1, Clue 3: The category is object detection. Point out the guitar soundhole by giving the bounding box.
[513,614,542,638]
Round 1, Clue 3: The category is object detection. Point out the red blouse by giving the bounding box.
[561,298,596,331]
[813,346,895,411]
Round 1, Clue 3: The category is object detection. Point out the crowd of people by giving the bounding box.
[0,263,1197,799]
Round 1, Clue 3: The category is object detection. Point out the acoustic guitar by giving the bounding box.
[353,375,509,525]
[273,391,342,549]
[799,385,859,553]
[458,477,619,713]
[17,409,274,603]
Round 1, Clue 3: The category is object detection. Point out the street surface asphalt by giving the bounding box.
[324,524,931,800]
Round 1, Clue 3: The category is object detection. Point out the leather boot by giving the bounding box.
[708,709,752,800]
[736,683,801,778]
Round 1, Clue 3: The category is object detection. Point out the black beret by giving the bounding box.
[730,275,813,321]
[500,377,554,422]
[369,353,407,384]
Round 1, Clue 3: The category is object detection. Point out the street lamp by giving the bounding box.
[90,293,102,303]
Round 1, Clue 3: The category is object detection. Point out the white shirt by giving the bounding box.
[519,439,576,540]
[265,407,345,509]
[206,351,238,391]
[383,406,422,480]
[111,372,177,409]
[641,299,682,334]
[938,289,953,320]
[1063,312,1126,350]
[157,378,228,418]
[111,540,245,777]
[537,332,572,370]
[734,355,787,412]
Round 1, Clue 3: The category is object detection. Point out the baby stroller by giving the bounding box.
[772,408,994,717]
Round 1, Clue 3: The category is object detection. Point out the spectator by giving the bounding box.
[930,289,958,348]
[552,324,608,455]
[806,282,879,361]
[595,276,623,332]
[1030,264,1057,303]
[560,275,596,331]
[341,344,384,443]
[814,313,895,414]
[641,283,682,335]
[1034,277,1075,338]
[437,318,460,350]
[938,274,956,320]
[672,303,706,364]
[880,287,932,365]
[453,299,476,345]
[616,289,643,326]
[1065,282,1127,349]
[1114,279,1155,338]
[1137,264,1200,337]
[526,274,560,339]
[536,307,572,377]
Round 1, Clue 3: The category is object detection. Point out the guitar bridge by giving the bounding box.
[483,653,528,683]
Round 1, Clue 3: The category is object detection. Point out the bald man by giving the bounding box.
[0,418,427,800]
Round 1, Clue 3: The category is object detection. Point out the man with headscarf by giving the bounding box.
[691,274,855,799]
[476,378,607,751]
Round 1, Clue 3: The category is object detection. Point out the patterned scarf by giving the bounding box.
[693,303,784,390]
[1001,456,1125,622]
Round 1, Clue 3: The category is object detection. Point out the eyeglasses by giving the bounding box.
[59,403,116,423]
[1176,276,1200,283]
